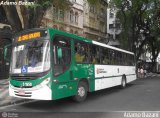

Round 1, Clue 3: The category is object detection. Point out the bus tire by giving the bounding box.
[121,76,126,89]
[73,81,88,102]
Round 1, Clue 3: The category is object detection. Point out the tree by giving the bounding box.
[111,0,160,66]
[2,0,100,33]
[145,0,160,71]
[2,0,71,32]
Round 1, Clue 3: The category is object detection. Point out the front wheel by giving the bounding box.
[73,81,88,102]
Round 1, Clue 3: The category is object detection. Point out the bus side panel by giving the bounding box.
[73,64,95,92]
[126,74,137,83]
[51,63,95,100]
[94,65,136,91]
[52,80,78,100]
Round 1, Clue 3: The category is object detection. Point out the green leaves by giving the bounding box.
[112,0,160,64]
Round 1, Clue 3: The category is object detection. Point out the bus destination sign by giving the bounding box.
[16,29,48,42]
[18,32,40,42]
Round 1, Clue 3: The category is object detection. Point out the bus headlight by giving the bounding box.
[41,78,50,86]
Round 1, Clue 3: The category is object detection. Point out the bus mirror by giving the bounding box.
[4,47,8,60]
[57,47,62,59]
[4,44,11,61]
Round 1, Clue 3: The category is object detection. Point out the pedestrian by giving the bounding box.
[138,68,140,78]
[140,67,144,78]
[144,69,147,78]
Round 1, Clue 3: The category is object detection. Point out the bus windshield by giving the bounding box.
[10,40,50,74]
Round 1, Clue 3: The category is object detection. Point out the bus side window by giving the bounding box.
[96,47,101,64]
[75,42,85,63]
[123,53,126,65]
[130,55,135,66]
[75,42,92,64]
[90,45,97,64]
[87,44,92,63]
[82,43,90,63]
[103,48,110,64]
[110,50,115,65]
[119,52,123,65]
[114,51,118,65]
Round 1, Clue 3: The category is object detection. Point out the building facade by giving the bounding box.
[83,0,108,42]
[107,0,121,46]
[42,0,84,36]
[42,0,108,42]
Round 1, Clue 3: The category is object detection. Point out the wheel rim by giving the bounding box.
[78,87,85,97]
[122,79,126,87]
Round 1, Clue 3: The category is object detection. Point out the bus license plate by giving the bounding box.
[18,90,25,95]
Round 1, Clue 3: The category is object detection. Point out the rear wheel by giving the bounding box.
[121,76,126,89]
[73,81,88,102]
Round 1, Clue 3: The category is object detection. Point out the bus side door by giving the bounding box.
[52,35,75,99]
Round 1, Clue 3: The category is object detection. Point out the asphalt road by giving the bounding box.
[1,76,160,113]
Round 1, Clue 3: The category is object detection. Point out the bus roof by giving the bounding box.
[92,41,134,55]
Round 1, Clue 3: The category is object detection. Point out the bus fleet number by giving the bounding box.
[22,82,32,87]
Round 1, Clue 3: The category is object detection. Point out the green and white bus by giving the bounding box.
[9,28,136,102]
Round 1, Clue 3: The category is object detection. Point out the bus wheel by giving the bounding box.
[121,76,126,89]
[73,81,88,102]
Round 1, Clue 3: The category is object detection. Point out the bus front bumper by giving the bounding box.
[9,83,52,100]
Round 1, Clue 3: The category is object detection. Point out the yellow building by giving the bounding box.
[42,0,84,36]
[42,0,108,41]
[83,0,108,41]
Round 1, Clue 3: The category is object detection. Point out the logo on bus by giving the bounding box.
[1,112,8,118]
[21,65,28,74]
[96,68,107,74]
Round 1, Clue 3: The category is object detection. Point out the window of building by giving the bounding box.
[59,10,64,21]
[109,24,114,29]
[90,5,96,13]
[75,12,78,24]
[53,5,58,19]
[109,12,114,18]
[70,10,74,23]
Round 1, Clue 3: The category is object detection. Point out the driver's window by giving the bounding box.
[53,36,71,76]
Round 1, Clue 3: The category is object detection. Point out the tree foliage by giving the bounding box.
[2,0,71,32]
[111,0,160,67]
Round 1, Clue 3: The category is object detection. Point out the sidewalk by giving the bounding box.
[0,79,30,107]
[138,73,160,79]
